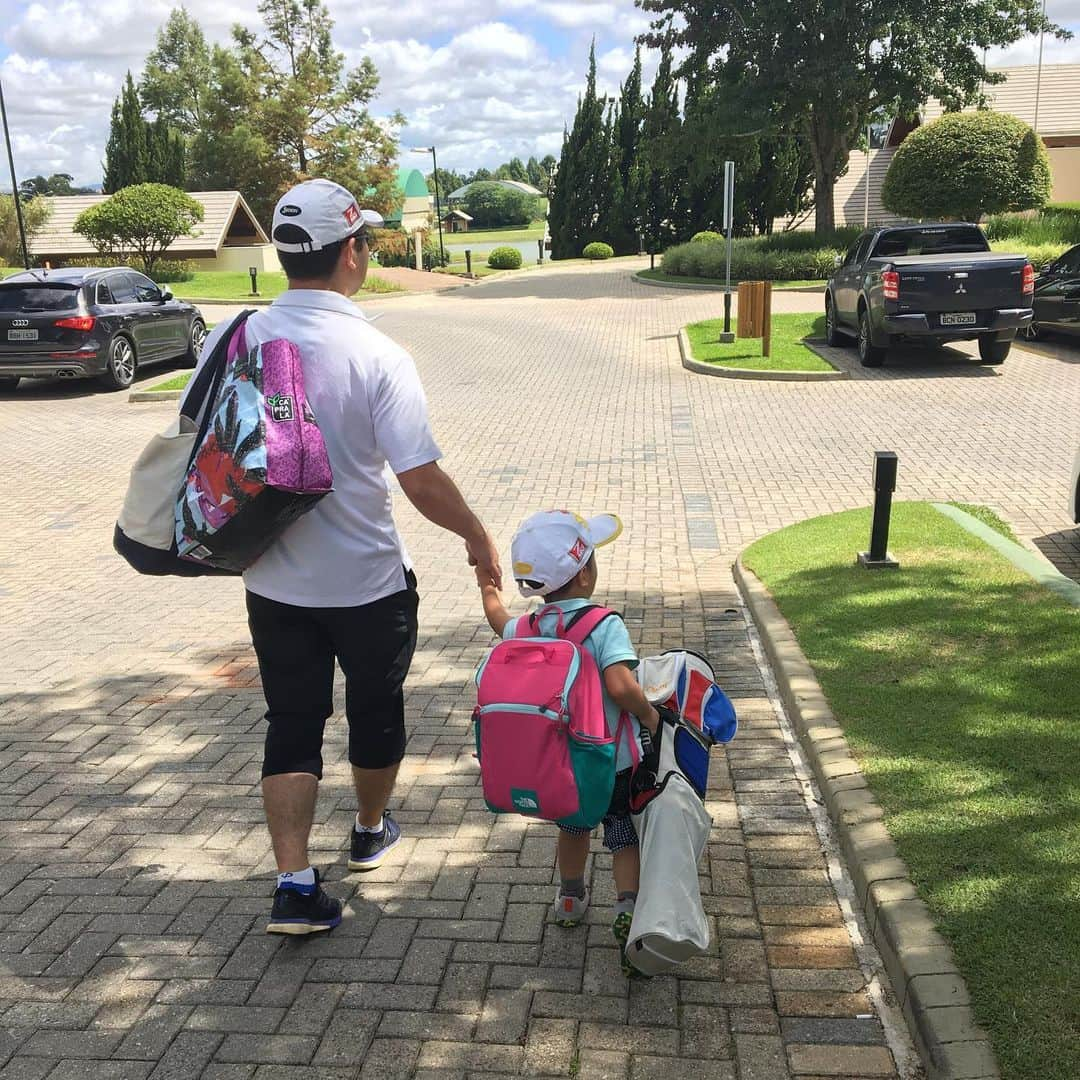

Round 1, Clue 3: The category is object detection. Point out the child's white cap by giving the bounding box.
[510,510,623,597]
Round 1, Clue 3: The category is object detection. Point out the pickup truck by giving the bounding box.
[824,223,1034,366]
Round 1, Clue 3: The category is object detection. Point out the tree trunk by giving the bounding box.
[814,166,836,236]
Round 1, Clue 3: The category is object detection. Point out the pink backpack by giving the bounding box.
[473,605,632,829]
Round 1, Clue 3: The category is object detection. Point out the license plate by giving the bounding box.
[940,312,976,327]
[7,329,38,341]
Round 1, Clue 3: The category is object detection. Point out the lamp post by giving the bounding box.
[412,146,445,269]
[0,78,30,269]
[1033,0,1047,133]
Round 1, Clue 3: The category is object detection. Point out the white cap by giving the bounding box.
[511,511,623,597]
[271,179,384,253]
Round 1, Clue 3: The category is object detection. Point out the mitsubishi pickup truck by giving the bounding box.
[824,223,1034,366]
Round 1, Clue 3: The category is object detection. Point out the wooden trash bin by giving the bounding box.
[736,280,773,356]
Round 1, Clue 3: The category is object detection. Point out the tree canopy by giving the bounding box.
[74,184,204,275]
[636,0,1065,236]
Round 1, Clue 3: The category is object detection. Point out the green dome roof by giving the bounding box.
[397,167,430,198]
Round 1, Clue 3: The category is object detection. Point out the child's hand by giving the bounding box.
[475,565,499,590]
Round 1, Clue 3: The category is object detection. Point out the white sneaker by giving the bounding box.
[552,887,590,927]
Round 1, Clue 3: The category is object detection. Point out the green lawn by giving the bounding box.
[685,313,835,371]
[639,268,827,289]
[174,270,403,302]
[145,372,192,392]
[743,503,1080,1080]
[444,220,546,246]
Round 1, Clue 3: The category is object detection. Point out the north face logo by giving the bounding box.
[266,393,295,422]
[511,788,540,813]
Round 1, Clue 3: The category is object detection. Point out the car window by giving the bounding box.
[0,284,79,312]
[110,275,137,303]
[1060,248,1080,276]
[95,279,114,305]
[843,241,862,267]
[128,272,162,303]
[871,226,988,258]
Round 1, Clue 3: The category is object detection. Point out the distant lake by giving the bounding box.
[443,239,545,262]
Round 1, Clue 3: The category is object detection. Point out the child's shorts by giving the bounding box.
[557,768,639,853]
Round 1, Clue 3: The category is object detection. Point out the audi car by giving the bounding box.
[0,267,206,392]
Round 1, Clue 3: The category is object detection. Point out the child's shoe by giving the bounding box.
[612,910,649,978]
[552,887,589,927]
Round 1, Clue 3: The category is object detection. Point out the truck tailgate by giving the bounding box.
[874,253,1027,314]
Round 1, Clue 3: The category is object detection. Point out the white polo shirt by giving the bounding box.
[187,289,441,608]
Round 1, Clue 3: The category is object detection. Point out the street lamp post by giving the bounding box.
[0,78,30,269]
[412,146,445,269]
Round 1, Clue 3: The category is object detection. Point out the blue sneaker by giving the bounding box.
[348,812,402,871]
[266,870,342,935]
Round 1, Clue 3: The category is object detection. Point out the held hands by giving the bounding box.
[467,530,503,590]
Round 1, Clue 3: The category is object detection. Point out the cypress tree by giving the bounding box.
[609,46,644,253]
[638,49,682,254]
[103,73,148,192]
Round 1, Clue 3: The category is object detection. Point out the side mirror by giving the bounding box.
[160,289,173,301]
[1041,263,1055,275]
[833,255,843,268]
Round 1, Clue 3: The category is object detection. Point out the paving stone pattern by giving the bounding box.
[0,264,1076,1077]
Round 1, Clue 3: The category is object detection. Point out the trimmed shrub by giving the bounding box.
[582,242,614,260]
[691,230,723,244]
[661,237,843,281]
[487,246,522,269]
[882,112,1051,222]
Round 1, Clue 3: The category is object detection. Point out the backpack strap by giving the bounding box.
[560,605,617,647]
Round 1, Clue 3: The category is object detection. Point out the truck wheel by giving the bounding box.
[978,335,1010,365]
[858,309,886,367]
[824,296,845,346]
[0,376,19,393]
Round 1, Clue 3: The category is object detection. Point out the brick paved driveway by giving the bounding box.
[1,264,1077,1079]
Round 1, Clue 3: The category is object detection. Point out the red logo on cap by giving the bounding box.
[569,538,588,561]
[343,203,360,225]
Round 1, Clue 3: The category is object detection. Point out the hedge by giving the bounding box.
[582,242,614,260]
[487,246,523,269]
[691,230,723,244]
[662,237,844,281]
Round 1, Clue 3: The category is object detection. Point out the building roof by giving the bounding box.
[921,63,1080,139]
[34,191,269,258]
[443,210,473,221]
[396,167,430,199]
[447,179,544,200]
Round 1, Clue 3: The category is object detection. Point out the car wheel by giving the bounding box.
[186,318,207,368]
[824,296,845,346]
[857,308,886,367]
[99,335,137,390]
[0,375,19,393]
[978,334,1010,365]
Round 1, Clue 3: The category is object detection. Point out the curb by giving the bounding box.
[933,503,1080,608]
[733,555,1001,1080]
[129,388,184,402]
[678,328,848,382]
[635,271,827,293]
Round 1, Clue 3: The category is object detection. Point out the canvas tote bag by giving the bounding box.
[113,310,253,576]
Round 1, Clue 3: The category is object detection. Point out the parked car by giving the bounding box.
[1027,243,1080,340]
[825,223,1034,366]
[0,267,206,392]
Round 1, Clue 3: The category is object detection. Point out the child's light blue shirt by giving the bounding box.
[502,599,641,771]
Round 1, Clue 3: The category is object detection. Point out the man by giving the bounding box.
[190,179,501,934]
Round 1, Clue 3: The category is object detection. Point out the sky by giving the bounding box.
[1,0,1078,192]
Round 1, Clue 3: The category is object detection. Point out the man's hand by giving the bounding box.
[467,531,503,590]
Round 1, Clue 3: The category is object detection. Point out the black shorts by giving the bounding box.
[246,570,419,779]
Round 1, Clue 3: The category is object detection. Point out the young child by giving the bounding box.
[475,510,659,975]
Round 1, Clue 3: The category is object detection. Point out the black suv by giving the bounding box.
[1029,243,1080,340]
[0,267,206,391]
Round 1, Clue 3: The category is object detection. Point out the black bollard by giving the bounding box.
[248,266,259,296]
[465,250,472,277]
[858,451,900,569]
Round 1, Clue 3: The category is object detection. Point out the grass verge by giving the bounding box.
[946,502,1018,542]
[639,268,826,289]
[743,502,1080,1080]
[174,271,403,302]
[144,372,192,392]
[685,313,835,372]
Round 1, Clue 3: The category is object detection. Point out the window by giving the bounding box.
[95,279,114,305]
[0,284,79,312]
[110,275,137,303]
[843,240,864,267]
[128,272,161,303]
[871,226,988,259]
